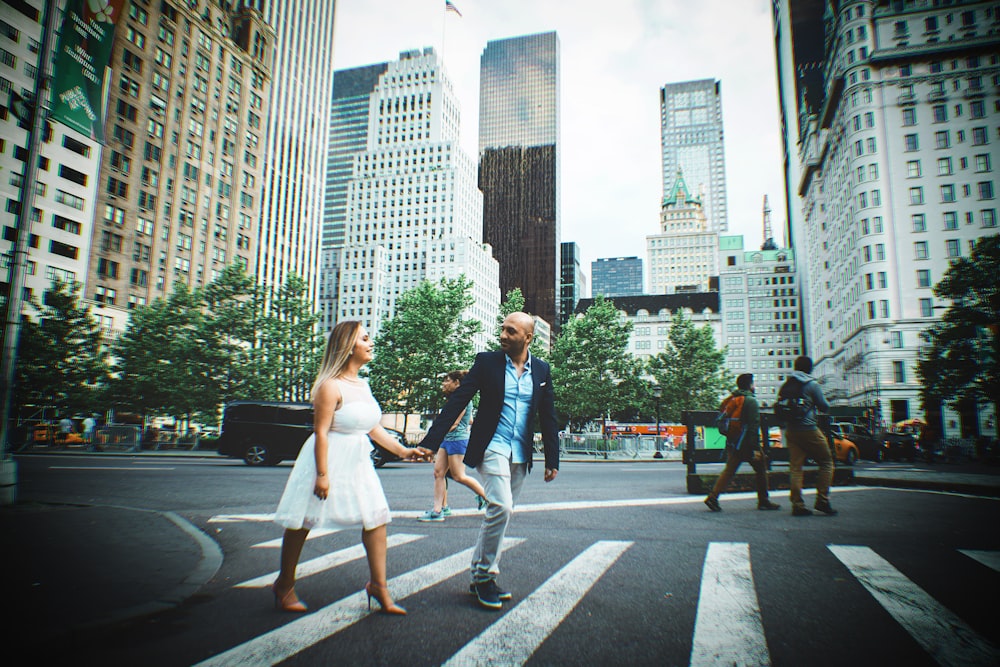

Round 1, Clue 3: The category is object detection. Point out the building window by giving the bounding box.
[906,160,921,177]
[938,157,953,175]
[904,134,919,151]
[945,239,961,257]
[909,187,924,205]
[919,298,933,317]
[975,154,992,172]
[978,182,995,200]
[934,131,950,149]
[943,211,958,229]
[901,108,916,126]
[916,269,931,287]
[972,127,988,145]
[940,184,956,203]
[914,241,929,259]
[911,214,926,232]
[983,209,997,228]
[932,105,947,122]
[893,361,906,384]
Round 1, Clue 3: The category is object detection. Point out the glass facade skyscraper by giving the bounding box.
[660,79,728,232]
[479,31,561,330]
[591,257,644,298]
[559,242,586,329]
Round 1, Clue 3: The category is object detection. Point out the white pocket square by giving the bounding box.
[540,382,547,386]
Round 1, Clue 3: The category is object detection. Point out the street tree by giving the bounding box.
[108,283,216,423]
[646,309,730,423]
[13,279,108,419]
[201,263,273,403]
[549,296,636,430]
[367,276,480,430]
[918,233,999,437]
[259,274,325,403]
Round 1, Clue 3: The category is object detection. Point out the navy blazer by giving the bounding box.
[420,351,559,472]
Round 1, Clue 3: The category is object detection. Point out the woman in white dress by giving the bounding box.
[271,320,430,615]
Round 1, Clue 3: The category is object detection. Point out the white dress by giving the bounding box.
[274,377,392,530]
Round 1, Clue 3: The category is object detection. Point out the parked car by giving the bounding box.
[879,430,918,462]
[833,422,887,462]
[217,400,407,467]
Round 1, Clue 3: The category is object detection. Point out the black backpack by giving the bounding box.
[774,377,813,427]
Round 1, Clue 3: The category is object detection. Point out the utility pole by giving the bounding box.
[0,0,60,505]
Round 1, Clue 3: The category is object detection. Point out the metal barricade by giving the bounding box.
[95,425,142,452]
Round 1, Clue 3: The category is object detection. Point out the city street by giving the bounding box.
[8,453,999,666]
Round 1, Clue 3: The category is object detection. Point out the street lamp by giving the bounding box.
[652,384,663,459]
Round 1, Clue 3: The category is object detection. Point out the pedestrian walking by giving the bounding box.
[271,321,431,615]
[704,374,779,512]
[418,370,487,522]
[419,312,560,610]
[777,356,837,516]
[82,415,98,452]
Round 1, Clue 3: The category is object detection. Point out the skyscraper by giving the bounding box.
[771,0,998,437]
[319,62,388,332]
[0,0,101,315]
[559,241,586,329]
[85,1,273,333]
[249,0,337,306]
[660,79,728,232]
[479,31,560,330]
[336,48,499,351]
[591,257,643,298]
[647,170,718,294]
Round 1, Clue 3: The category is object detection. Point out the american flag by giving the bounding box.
[445,1,462,17]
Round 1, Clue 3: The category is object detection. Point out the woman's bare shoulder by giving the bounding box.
[313,378,343,406]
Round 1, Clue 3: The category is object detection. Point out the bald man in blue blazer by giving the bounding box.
[420,312,559,610]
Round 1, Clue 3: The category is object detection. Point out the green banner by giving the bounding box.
[50,0,129,142]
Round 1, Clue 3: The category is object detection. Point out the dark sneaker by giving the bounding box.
[814,501,838,516]
[469,580,512,601]
[704,496,722,512]
[757,501,781,511]
[473,580,503,609]
[792,506,814,516]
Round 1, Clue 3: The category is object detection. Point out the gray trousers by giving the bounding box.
[471,449,528,583]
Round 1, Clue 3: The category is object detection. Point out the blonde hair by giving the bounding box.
[311,320,362,401]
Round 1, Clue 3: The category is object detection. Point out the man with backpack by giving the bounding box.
[776,356,837,516]
[704,374,780,512]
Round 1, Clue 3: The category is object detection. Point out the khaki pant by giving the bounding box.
[785,428,834,509]
[708,450,771,502]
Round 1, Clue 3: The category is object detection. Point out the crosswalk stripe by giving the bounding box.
[252,528,343,549]
[442,540,632,667]
[828,545,998,667]
[958,549,1000,573]
[194,538,526,666]
[234,533,427,589]
[690,542,771,667]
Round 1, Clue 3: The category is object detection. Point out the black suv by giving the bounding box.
[217,400,405,466]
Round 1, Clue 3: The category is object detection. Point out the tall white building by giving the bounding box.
[337,48,499,351]
[250,0,336,306]
[719,235,803,407]
[1,2,101,318]
[777,0,998,436]
[647,171,719,294]
[660,79,729,232]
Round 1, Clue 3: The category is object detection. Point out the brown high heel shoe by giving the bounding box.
[271,581,308,613]
[365,581,406,615]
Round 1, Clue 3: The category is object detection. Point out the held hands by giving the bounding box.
[404,446,434,462]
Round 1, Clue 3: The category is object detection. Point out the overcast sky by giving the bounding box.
[330,0,787,290]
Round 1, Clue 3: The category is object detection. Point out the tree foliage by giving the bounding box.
[259,274,324,402]
[645,309,730,423]
[549,296,636,430]
[367,276,481,423]
[13,280,108,418]
[917,233,999,431]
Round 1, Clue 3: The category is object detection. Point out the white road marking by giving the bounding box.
[235,533,427,588]
[829,545,998,667]
[251,528,342,548]
[690,542,770,667]
[209,513,275,523]
[442,540,632,667]
[195,539,526,667]
[959,549,1000,573]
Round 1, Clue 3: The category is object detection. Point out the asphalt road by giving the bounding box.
[9,454,1000,666]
